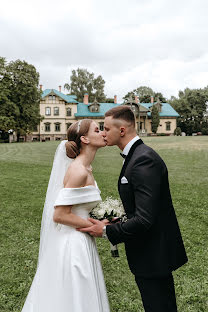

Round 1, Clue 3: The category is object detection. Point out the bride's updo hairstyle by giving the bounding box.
[65,119,93,158]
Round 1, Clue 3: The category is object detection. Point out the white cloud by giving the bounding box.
[1,0,208,101]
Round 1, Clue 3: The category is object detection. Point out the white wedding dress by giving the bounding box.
[21,141,110,312]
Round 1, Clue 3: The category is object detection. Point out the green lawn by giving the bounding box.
[0,137,208,312]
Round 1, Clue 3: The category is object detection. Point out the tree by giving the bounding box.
[151,105,160,133]
[169,87,208,135]
[154,92,167,103]
[0,58,42,141]
[123,91,136,102]
[123,86,166,103]
[105,98,114,103]
[123,86,153,102]
[0,57,17,132]
[174,127,182,136]
[135,86,154,102]
[201,121,208,135]
[64,68,106,102]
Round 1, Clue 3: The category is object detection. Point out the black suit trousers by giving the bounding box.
[135,274,177,312]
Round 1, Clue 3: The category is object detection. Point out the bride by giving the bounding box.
[21,119,110,312]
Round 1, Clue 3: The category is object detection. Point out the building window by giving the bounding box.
[32,125,38,132]
[166,122,171,131]
[99,122,104,131]
[45,123,51,132]
[45,107,51,116]
[66,107,72,116]
[90,106,99,112]
[55,137,61,141]
[45,137,50,141]
[66,123,72,130]
[55,123,61,132]
[49,95,56,101]
[89,104,100,112]
[54,107,59,116]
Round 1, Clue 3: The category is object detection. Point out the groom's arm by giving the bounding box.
[106,153,164,245]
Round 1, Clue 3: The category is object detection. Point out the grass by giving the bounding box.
[0,136,208,311]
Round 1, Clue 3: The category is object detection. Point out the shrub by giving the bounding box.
[201,128,208,135]
[174,127,182,136]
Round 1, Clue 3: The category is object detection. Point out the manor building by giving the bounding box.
[29,87,179,142]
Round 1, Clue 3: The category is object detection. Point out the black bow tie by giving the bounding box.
[120,153,126,159]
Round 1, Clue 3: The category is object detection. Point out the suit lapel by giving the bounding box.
[118,139,144,184]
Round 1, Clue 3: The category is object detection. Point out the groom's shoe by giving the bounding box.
[110,244,119,257]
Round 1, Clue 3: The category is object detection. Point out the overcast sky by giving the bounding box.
[1,0,208,102]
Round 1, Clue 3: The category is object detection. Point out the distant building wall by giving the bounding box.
[21,89,179,142]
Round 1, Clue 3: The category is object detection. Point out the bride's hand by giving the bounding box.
[84,220,94,227]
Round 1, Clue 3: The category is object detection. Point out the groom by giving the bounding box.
[79,105,188,312]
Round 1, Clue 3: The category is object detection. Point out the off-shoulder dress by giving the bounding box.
[21,184,110,312]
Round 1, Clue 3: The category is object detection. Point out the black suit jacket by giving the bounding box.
[106,139,188,277]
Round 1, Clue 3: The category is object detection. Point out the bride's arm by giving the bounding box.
[53,205,93,228]
[54,164,93,228]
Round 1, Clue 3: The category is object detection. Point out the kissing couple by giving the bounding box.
[21,106,187,312]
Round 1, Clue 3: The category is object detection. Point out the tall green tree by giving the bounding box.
[170,87,208,135]
[64,68,106,102]
[123,86,166,103]
[0,57,16,131]
[135,86,154,102]
[151,105,160,133]
[6,59,42,141]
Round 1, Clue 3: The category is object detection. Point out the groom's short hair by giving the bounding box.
[105,105,135,127]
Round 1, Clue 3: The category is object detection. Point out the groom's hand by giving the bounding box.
[77,218,107,237]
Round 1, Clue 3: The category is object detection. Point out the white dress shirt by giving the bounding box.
[122,135,140,158]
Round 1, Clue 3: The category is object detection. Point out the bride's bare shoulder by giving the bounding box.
[64,161,88,188]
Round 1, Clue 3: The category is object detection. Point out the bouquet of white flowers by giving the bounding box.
[90,197,125,221]
[90,197,127,257]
